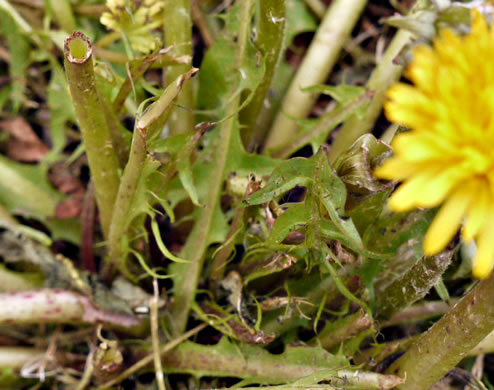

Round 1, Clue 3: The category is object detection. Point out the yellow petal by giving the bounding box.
[423,185,472,255]
[387,173,433,212]
[414,167,468,208]
[470,9,489,39]
[393,133,451,162]
[472,212,494,278]
[406,45,437,91]
[462,181,489,241]
[374,157,423,181]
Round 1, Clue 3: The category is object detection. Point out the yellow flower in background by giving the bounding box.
[375,10,494,279]
[100,0,162,54]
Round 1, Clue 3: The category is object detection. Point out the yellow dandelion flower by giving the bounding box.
[375,9,494,279]
[100,0,163,54]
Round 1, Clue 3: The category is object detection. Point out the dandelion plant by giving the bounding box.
[1,0,494,389]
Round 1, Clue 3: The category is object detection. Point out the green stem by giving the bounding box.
[94,47,191,66]
[264,0,368,150]
[309,310,372,350]
[106,125,146,273]
[169,0,254,336]
[322,252,372,319]
[151,280,167,390]
[387,271,494,389]
[73,3,107,17]
[354,337,416,368]
[380,301,452,328]
[100,97,131,167]
[468,330,494,357]
[164,0,195,135]
[106,70,197,272]
[272,90,372,158]
[210,207,245,281]
[376,247,455,319]
[47,0,76,32]
[240,0,286,150]
[113,55,156,115]
[327,29,413,163]
[64,32,120,239]
[303,0,326,19]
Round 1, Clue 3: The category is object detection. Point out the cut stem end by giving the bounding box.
[64,31,92,63]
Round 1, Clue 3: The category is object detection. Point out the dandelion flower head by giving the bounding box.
[375,10,494,279]
[100,0,162,53]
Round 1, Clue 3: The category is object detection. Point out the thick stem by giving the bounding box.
[106,126,146,272]
[304,0,326,19]
[47,0,76,32]
[376,247,455,319]
[241,0,286,150]
[0,289,139,327]
[327,29,413,163]
[106,70,197,272]
[380,301,452,328]
[309,310,372,350]
[387,271,494,389]
[264,0,368,150]
[164,0,195,135]
[468,330,494,357]
[100,94,131,167]
[169,0,254,336]
[64,32,120,239]
[0,347,45,369]
[210,207,245,281]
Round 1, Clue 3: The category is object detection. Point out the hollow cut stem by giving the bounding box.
[64,32,120,239]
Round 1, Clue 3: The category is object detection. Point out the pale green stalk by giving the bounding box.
[304,0,325,19]
[387,270,494,389]
[151,280,167,390]
[47,0,76,32]
[327,0,432,163]
[264,0,368,151]
[272,90,372,159]
[106,70,197,272]
[0,347,45,369]
[64,32,120,239]
[164,0,195,135]
[241,0,286,150]
[327,29,413,163]
[169,0,254,336]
